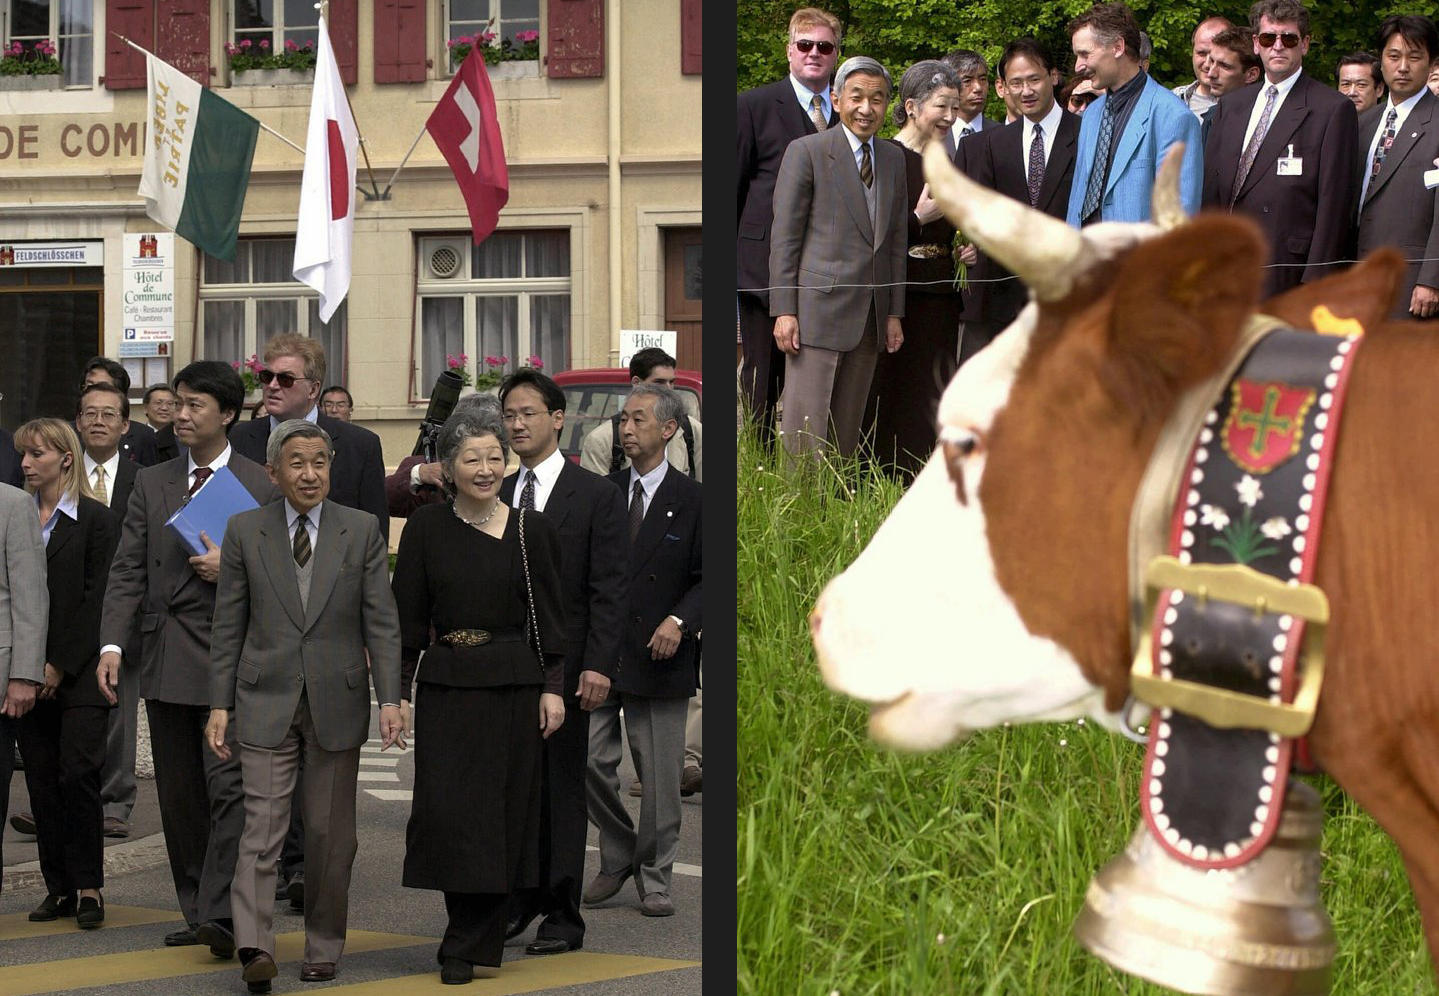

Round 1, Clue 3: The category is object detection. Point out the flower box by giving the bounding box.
[489,59,539,80]
[0,73,59,91]
[232,68,313,87]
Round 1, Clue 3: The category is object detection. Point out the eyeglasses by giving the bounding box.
[257,370,313,388]
[502,409,556,423]
[793,38,836,55]
[322,400,351,410]
[1256,31,1302,49]
[78,409,122,425]
[148,399,176,409]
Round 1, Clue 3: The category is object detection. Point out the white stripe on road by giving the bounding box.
[584,846,701,878]
[359,756,401,766]
[356,771,400,782]
[363,789,414,801]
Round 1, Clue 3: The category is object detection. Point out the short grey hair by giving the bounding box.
[942,49,989,82]
[893,60,960,128]
[266,419,333,466]
[436,404,509,481]
[454,392,502,419]
[832,56,892,99]
[628,382,685,429]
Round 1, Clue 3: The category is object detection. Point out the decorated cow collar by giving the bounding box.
[1124,313,1363,869]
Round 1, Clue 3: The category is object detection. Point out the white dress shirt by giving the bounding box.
[790,73,832,123]
[82,450,121,508]
[1022,100,1065,185]
[510,448,566,514]
[38,491,79,546]
[285,499,321,555]
[841,123,876,178]
[1241,68,1302,156]
[627,460,669,519]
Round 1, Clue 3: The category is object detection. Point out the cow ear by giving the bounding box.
[1261,247,1405,333]
[1101,215,1266,418]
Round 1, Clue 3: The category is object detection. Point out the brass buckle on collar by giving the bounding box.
[1129,555,1328,737]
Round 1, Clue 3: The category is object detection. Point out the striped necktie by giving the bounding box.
[92,465,108,506]
[859,141,872,188]
[293,514,312,568]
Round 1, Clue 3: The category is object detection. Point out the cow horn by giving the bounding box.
[922,141,1085,302]
[1151,142,1187,231]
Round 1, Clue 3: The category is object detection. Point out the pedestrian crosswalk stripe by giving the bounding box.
[359,756,401,766]
[356,771,400,782]
[582,846,702,878]
[0,903,180,940]
[0,929,430,996]
[292,952,700,994]
[363,789,413,801]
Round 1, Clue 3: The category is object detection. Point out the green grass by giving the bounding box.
[736,428,1436,995]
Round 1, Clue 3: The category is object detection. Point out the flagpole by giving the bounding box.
[111,32,305,156]
[312,1,383,201]
[381,122,430,199]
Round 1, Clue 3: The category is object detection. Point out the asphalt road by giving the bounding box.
[0,708,702,995]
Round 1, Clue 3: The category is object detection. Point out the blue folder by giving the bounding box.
[164,465,260,555]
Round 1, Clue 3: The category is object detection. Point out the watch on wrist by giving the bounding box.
[667,614,686,634]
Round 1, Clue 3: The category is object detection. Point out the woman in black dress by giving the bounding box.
[866,59,970,480]
[13,418,119,929]
[392,404,567,985]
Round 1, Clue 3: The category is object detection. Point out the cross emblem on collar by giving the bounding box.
[1236,386,1294,458]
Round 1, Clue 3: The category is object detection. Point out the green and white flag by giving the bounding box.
[137,53,259,261]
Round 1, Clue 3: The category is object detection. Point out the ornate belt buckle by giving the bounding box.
[1129,555,1327,737]
[443,629,492,647]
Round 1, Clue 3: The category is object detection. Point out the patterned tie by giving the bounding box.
[187,466,212,497]
[809,94,827,131]
[960,125,973,141]
[1232,84,1278,205]
[1027,123,1046,206]
[1369,106,1399,184]
[92,465,108,507]
[519,470,536,511]
[293,513,312,568]
[859,141,872,188]
[1079,96,1118,222]
[628,480,645,542]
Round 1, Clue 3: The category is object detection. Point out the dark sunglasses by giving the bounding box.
[1256,31,1302,48]
[257,369,312,388]
[794,38,836,55]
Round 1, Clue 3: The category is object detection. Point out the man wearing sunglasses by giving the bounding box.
[1201,0,1358,299]
[738,7,841,449]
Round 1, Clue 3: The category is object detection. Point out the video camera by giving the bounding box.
[412,369,465,463]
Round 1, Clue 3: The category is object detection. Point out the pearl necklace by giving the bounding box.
[454,500,500,528]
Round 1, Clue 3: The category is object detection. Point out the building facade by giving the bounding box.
[0,0,702,461]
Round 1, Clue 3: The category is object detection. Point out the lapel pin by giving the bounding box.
[667,510,674,517]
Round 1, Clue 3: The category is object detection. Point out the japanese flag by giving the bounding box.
[293,15,358,322]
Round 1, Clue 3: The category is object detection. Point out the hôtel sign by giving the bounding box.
[0,121,142,161]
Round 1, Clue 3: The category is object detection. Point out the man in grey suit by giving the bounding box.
[0,482,48,886]
[771,55,907,459]
[1355,14,1439,321]
[98,361,278,956]
[206,420,402,993]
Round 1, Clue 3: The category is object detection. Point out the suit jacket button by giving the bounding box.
[648,574,656,581]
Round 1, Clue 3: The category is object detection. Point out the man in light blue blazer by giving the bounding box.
[1065,2,1203,227]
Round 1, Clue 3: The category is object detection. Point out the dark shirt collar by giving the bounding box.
[1104,69,1147,116]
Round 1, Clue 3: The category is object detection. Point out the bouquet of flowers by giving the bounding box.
[446,353,474,387]
[0,39,62,76]
[231,354,264,394]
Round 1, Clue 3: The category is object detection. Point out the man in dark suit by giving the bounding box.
[225,334,388,910]
[957,40,1081,364]
[943,49,1003,156]
[495,369,627,955]
[97,361,278,955]
[771,55,907,460]
[1199,27,1263,149]
[207,420,402,992]
[81,358,158,467]
[737,6,841,444]
[584,385,701,919]
[1355,15,1439,321]
[1202,0,1358,299]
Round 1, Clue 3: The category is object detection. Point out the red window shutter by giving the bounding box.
[374,0,427,84]
[329,0,359,85]
[546,0,603,79]
[155,0,210,84]
[680,0,701,75]
[104,0,153,90]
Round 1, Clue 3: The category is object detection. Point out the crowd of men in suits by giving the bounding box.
[0,333,703,986]
[740,0,1439,461]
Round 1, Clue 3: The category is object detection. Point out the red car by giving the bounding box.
[552,367,702,464]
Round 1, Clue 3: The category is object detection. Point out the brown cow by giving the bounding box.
[811,142,1439,972]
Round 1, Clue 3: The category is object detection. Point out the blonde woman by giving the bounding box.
[13,418,119,928]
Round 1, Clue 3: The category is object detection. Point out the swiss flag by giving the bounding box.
[426,47,509,244]
[293,14,359,323]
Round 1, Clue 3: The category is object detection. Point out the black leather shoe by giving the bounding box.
[29,893,76,922]
[165,927,200,946]
[76,895,105,929]
[440,956,473,984]
[196,919,236,958]
[286,873,305,913]
[504,909,539,941]
[240,948,278,995]
[9,811,36,835]
[525,937,577,955]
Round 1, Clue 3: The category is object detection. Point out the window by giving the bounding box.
[446,0,538,49]
[415,230,570,398]
[3,0,93,88]
[232,0,319,54]
[200,238,347,382]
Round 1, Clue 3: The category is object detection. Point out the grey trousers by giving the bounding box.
[585,693,687,898]
[232,694,359,965]
[778,315,880,459]
[684,661,701,768]
[100,671,138,822]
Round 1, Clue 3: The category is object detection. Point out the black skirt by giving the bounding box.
[402,682,543,894]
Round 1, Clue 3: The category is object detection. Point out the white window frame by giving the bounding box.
[1,0,96,90]
[443,0,541,52]
[230,0,321,54]
[413,229,572,400]
[198,238,347,382]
